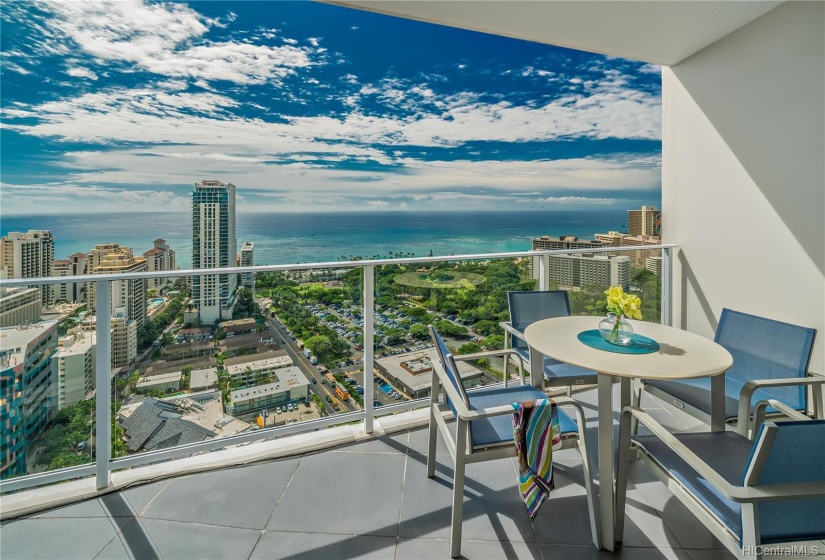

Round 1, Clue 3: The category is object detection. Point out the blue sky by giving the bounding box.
[0,0,662,215]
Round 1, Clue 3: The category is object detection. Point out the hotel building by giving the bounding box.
[143,239,177,290]
[529,235,605,280]
[548,254,631,290]
[88,244,148,330]
[240,241,254,289]
[0,287,42,328]
[0,230,55,307]
[628,205,662,237]
[192,180,237,325]
[52,253,89,304]
[0,321,58,479]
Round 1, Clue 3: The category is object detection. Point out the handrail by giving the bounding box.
[0,242,675,496]
[0,244,677,286]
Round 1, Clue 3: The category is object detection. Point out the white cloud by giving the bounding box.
[0,182,189,215]
[26,0,319,85]
[65,67,98,80]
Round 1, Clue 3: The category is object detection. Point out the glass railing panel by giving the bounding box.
[373,255,533,400]
[546,249,663,324]
[1,314,95,482]
[255,267,360,424]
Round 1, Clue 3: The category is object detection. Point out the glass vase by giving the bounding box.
[599,313,634,345]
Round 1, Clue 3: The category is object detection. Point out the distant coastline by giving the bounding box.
[0,209,635,268]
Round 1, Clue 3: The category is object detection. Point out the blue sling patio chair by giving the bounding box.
[427,325,599,558]
[634,308,821,437]
[616,406,825,559]
[500,290,598,396]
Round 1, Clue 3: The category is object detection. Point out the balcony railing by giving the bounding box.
[0,244,675,499]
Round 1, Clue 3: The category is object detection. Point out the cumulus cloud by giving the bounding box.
[21,0,320,85]
[0,1,662,214]
[65,67,98,80]
[0,182,189,215]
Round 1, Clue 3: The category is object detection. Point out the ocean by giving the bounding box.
[0,210,628,268]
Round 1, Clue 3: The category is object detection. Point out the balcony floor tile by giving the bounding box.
[250,531,397,560]
[95,518,261,560]
[0,517,120,560]
[266,451,405,537]
[140,458,299,530]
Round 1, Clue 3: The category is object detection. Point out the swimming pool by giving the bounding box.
[148,298,165,309]
[379,383,394,394]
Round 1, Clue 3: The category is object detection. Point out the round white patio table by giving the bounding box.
[524,316,733,551]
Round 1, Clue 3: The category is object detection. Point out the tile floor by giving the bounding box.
[2,389,822,559]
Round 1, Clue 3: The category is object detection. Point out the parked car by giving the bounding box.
[311,378,317,384]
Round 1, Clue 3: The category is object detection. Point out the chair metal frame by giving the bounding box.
[427,326,599,557]
[500,290,598,395]
[616,407,825,559]
[633,309,822,438]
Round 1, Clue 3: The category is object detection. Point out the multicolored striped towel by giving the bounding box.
[512,399,561,519]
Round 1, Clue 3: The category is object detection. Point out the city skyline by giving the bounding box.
[1,0,661,216]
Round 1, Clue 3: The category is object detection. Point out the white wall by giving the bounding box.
[664,1,824,374]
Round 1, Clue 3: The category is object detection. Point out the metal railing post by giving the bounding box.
[662,247,672,326]
[94,280,112,489]
[363,265,375,433]
[538,254,550,291]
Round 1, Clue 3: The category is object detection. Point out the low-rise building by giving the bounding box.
[135,371,183,394]
[225,354,293,385]
[219,318,256,337]
[120,397,215,453]
[376,348,483,399]
[227,366,309,416]
[189,367,219,391]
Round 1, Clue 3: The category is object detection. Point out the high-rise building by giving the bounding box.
[88,244,148,330]
[0,230,55,306]
[0,287,42,328]
[53,253,88,303]
[547,254,631,290]
[627,205,662,237]
[192,180,237,324]
[240,241,254,289]
[0,321,58,479]
[529,236,605,279]
[53,331,96,410]
[86,244,146,370]
[144,239,177,290]
[621,235,662,265]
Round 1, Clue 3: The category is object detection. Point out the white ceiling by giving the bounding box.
[323,1,783,66]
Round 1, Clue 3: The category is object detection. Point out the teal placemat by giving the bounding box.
[576,329,660,354]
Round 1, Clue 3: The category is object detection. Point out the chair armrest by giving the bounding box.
[623,407,825,503]
[737,376,825,436]
[453,348,520,362]
[454,348,525,386]
[622,407,738,498]
[499,322,527,344]
[752,399,811,432]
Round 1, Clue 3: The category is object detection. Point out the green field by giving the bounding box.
[394,271,486,290]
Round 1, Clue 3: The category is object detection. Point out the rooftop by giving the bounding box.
[4,387,806,560]
[229,366,309,402]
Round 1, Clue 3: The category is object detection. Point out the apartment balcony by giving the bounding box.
[1,244,823,559]
[8,386,808,560]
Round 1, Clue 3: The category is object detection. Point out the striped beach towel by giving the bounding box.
[512,399,561,519]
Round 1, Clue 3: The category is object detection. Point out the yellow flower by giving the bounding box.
[604,285,643,320]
